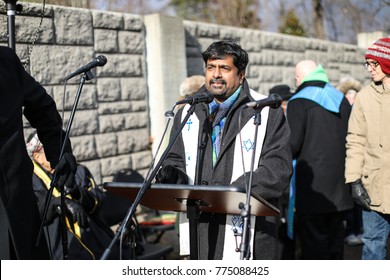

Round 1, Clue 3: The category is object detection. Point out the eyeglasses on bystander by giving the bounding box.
[363,61,379,69]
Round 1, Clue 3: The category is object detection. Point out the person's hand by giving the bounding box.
[155,165,189,184]
[54,153,77,194]
[46,197,62,224]
[351,179,371,211]
[44,197,88,227]
[65,199,89,228]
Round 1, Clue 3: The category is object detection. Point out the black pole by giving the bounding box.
[36,71,94,259]
[4,0,18,51]
[239,110,261,260]
[58,71,94,259]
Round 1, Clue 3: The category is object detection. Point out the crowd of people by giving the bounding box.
[1,36,389,260]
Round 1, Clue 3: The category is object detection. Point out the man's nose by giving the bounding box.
[213,67,222,78]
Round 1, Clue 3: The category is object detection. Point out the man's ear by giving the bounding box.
[239,70,246,84]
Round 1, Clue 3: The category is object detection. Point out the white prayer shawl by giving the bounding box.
[179,89,269,259]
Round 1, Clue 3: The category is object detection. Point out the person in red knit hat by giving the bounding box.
[345,37,390,259]
[364,37,390,76]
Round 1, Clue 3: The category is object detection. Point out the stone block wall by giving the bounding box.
[182,20,371,94]
[1,3,376,185]
[0,3,151,184]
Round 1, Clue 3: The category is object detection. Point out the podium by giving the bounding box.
[104,182,279,259]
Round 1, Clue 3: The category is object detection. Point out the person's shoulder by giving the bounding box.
[355,82,376,98]
[360,83,373,91]
[0,46,15,58]
[0,46,19,67]
[0,46,11,52]
[288,97,310,108]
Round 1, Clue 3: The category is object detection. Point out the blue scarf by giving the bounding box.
[209,87,241,165]
[289,83,343,113]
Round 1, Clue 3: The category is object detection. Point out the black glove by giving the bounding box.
[64,199,89,228]
[155,165,189,184]
[351,179,371,211]
[45,197,88,228]
[46,197,62,224]
[54,153,77,194]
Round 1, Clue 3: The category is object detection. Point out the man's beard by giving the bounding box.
[208,78,227,96]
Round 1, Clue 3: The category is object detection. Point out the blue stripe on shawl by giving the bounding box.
[289,84,344,113]
[287,159,296,240]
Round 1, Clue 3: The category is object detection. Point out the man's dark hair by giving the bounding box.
[202,40,249,73]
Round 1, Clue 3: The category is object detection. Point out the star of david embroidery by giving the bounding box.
[242,139,254,152]
[231,215,244,233]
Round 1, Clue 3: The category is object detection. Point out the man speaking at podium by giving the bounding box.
[156,41,292,260]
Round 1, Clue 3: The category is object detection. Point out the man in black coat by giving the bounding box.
[287,60,353,259]
[0,46,76,259]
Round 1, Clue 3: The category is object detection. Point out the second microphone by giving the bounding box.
[65,55,107,80]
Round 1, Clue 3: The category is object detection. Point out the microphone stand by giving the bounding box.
[36,70,94,260]
[101,103,198,260]
[3,0,20,51]
[239,108,261,260]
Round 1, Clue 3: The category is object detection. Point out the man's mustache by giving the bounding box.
[209,79,226,85]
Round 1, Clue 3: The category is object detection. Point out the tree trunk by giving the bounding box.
[69,0,89,8]
[312,0,325,39]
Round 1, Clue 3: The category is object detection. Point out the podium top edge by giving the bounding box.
[103,182,245,193]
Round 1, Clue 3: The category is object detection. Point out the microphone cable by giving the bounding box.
[23,0,46,70]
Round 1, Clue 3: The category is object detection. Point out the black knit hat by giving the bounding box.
[269,85,294,101]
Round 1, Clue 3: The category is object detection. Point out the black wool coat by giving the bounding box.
[287,81,353,215]
[0,46,71,259]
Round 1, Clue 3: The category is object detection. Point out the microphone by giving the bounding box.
[176,91,214,105]
[245,93,282,109]
[65,55,107,80]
